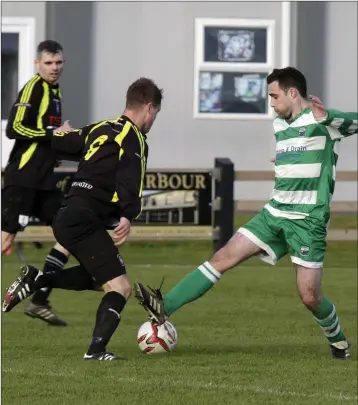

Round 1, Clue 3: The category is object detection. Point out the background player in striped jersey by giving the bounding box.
[134,67,357,360]
[2,40,73,326]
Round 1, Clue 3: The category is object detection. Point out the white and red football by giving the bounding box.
[137,320,178,354]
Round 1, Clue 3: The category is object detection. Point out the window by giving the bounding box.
[204,26,269,64]
[1,17,35,168]
[199,71,268,115]
[194,18,275,120]
[1,33,19,120]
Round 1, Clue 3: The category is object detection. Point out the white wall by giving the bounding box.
[46,2,93,129]
[2,1,46,44]
[90,1,357,202]
[292,1,357,202]
[324,2,357,202]
[323,2,357,112]
[91,1,283,201]
[5,2,354,201]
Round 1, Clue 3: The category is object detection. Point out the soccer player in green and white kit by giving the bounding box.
[134,67,357,360]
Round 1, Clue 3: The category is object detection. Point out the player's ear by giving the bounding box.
[289,87,298,99]
[34,59,41,73]
[147,102,154,113]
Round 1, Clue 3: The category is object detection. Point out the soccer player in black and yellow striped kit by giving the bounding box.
[3,78,163,360]
[2,40,72,326]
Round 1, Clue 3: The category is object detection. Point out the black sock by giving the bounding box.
[87,292,127,355]
[31,248,69,305]
[34,265,95,291]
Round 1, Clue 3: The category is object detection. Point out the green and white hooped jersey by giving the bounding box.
[265,108,357,221]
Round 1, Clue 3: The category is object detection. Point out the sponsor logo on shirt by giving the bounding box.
[298,127,307,136]
[49,116,61,127]
[277,146,307,154]
[72,181,93,190]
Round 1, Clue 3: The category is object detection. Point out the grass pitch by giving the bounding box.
[1,240,357,405]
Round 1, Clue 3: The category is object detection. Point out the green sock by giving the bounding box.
[311,297,346,344]
[164,261,221,316]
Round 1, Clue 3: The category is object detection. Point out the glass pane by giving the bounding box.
[1,33,19,120]
[204,27,267,63]
[199,71,268,114]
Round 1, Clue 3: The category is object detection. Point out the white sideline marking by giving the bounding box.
[130,264,357,271]
[2,368,357,402]
[6,262,357,271]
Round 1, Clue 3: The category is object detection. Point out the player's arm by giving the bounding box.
[52,121,106,161]
[6,76,52,142]
[52,129,84,161]
[114,123,146,222]
[309,95,357,139]
[319,109,358,138]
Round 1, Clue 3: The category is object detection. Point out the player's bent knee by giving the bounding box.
[296,264,323,309]
[103,275,132,300]
[53,242,70,257]
[210,232,261,274]
[2,231,16,254]
[210,246,237,273]
[299,292,323,310]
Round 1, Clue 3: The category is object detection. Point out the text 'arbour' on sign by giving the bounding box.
[144,173,208,190]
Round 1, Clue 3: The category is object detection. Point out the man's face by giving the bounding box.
[35,51,64,84]
[142,103,161,134]
[268,81,293,119]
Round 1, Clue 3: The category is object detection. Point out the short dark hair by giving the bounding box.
[267,67,307,98]
[37,40,63,56]
[126,78,163,109]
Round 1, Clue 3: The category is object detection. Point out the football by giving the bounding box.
[137,320,178,354]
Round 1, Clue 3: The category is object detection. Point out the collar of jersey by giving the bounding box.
[36,73,60,89]
[121,115,147,139]
[285,106,311,124]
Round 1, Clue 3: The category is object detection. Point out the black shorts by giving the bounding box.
[52,197,126,286]
[2,186,63,234]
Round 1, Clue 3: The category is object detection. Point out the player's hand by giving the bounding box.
[113,217,131,247]
[308,95,327,121]
[270,157,276,163]
[2,232,15,254]
[54,120,73,134]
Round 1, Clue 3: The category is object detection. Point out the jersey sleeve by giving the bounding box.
[52,120,107,161]
[6,76,53,142]
[51,129,84,161]
[113,122,147,221]
[318,110,358,139]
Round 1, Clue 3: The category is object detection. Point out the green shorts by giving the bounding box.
[238,207,327,268]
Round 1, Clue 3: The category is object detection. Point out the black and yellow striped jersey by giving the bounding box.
[4,74,62,190]
[53,115,148,223]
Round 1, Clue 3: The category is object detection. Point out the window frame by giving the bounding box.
[193,17,276,120]
[1,17,36,168]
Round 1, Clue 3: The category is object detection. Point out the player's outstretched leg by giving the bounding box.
[25,243,69,326]
[3,264,98,313]
[3,262,129,360]
[295,264,350,360]
[134,282,166,324]
[2,265,43,312]
[134,232,262,324]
